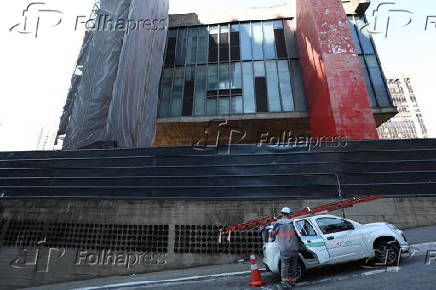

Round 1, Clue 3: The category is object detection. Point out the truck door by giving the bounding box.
[314,217,364,263]
[294,219,329,265]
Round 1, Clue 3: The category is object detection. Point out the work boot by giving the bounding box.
[280,281,293,289]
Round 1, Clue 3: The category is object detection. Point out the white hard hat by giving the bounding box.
[281,207,293,214]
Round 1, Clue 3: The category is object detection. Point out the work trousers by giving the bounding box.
[280,250,299,282]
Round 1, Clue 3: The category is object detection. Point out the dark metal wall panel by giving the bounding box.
[0,139,435,199]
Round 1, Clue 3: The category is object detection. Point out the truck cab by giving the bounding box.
[263,214,409,278]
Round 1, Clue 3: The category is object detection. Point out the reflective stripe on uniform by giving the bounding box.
[282,277,297,281]
[277,232,296,237]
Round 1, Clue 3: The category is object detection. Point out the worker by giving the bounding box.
[271,207,303,289]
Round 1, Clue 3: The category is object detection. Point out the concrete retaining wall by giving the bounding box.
[0,197,435,288]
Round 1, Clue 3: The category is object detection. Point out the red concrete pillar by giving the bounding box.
[296,0,378,140]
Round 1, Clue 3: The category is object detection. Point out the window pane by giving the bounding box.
[284,19,298,58]
[347,18,362,54]
[158,68,173,117]
[230,24,241,61]
[265,60,281,112]
[186,27,198,64]
[219,25,229,62]
[254,61,268,112]
[252,22,264,60]
[359,56,376,107]
[183,66,195,116]
[365,55,390,107]
[194,65,207,116]
[316,218,354,234]
[207,64,219,115]
[218,63,230,114]
[165,30,177,66]
[197,27,208,64]
[230,62,242,90]
[240,23,253,60]
[171,67,184,116]
[242,62,255,113]
[355,17,375,54]
[274,20,287,58]
[277,60,294,111]
[175,28,188,65]
[208,26,219,63]
[263,21,276,59]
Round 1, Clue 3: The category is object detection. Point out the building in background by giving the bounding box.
[377,73,428,139]
[36,127,62,150]
[154,0,395,145]
[58,0,395,149]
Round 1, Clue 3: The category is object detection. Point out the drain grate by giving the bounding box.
[174,225,263,255]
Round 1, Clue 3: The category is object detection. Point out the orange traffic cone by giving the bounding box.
[248,252,266,287]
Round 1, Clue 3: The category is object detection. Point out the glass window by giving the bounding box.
[186,27,198,64]
[207,64,219,115]
[365,55,390,107]
[158,68,173,117]
[182,66,195,116]
[171,67,184,116]
[230,24,241,61]
[274,20,288,58]
[252,22,264,60]
[355,17,375,54]
[218,63,230,114]
[197,27,209,64]
[242,62,255,113]
[230,62,243,114]
[175,28,187,65]
[160,19,308,117]
[348,19,362,54]
[220,25,230,62]
[316,218,354,235]
[240,23,253,60]
[295,220,318,236]
[284,19,298,58]
[263,21,276,59]
[265,60,282,112]
[165,30,177,66]
[277,60,294,111]
[193,65,207,116]
[209,26,219,63]
[359,56,376,107]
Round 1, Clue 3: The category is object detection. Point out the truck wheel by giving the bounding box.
[374,242,400,266]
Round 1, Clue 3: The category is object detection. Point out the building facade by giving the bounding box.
[154,0,396,146]
[377,73,428,139]
[58,0,395,149]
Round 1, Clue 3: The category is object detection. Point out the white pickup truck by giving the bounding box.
[262,214,410,280]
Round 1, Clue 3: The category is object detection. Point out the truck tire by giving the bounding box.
[374,242,400,266]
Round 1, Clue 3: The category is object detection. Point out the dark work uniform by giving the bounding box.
[272,218,301,283]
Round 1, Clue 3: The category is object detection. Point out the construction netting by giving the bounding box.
[59,0,169,149]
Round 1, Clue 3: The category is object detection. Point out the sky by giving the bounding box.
[0,0,435,151]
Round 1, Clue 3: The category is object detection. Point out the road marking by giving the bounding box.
[74,269,266,290]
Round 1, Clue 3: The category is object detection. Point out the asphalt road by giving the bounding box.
[121,226,436,290]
